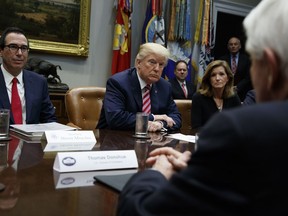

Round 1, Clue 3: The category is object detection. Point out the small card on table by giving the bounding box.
[43,130,96,152]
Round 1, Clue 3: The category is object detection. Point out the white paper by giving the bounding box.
[166,133,196,143]
[43,130,96,152]
[53,150,138,173]
[10,122,76,136]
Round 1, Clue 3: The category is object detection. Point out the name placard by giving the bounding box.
[53,169,137,189]
[53,150,138,173]
[43,130,96,152]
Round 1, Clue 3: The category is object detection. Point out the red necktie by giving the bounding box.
[231,55,237,74]
[142,85,151,113]
[11,78,23,124]
[181,83,187,98]
[8,136,20,166]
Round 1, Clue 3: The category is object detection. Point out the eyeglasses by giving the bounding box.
[4,44,29,53]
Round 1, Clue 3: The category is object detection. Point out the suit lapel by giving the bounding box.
[130,68,142,110]
[150,84,159,113]
[176,80,185,98]
[186,82,193,97]
[23,70,33,122]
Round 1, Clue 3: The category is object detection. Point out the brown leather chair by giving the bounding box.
[174,99,192,132]
[65,87,106,129]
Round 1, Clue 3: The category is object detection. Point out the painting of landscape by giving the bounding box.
[0,0,81,44]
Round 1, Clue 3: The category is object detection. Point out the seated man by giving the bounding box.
[0,27,56,124]
[97,43,181,132]
[243,89,256,105]
[169,60,196,99]
[117,0,288,215]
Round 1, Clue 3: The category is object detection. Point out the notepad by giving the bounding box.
[94,172,136,192]
[10,122,76,138]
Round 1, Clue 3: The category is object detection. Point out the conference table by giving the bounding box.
[0,129,195,216]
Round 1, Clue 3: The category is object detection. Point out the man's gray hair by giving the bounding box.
[243,0,288,77]
[135,43,170,66]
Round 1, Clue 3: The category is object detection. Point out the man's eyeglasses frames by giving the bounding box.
[4,44,29,53]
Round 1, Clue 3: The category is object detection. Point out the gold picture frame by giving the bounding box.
[0,0,91,57]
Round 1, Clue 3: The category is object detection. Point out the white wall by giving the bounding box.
[12,0,260,89]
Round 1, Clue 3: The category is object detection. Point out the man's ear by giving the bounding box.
[263,48,280,90]
[136,59,141,68]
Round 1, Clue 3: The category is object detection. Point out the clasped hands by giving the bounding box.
[146,147,191,180]
[148,114,175,132]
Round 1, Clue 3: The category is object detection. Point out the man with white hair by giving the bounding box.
[97,42,181,132]
[117,0,288,215]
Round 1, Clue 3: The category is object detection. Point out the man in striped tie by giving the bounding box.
[97,43,181,132]
[218,36,252,101]
[169,60,196,99]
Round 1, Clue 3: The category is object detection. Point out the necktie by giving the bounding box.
[8,136,20,166]
[181,83,187,98]
[231,55,237,74]
[142,85,151,114]
[11,78,23,124]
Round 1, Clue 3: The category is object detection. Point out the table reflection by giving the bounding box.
[0,166,20,210]
[99,129,195,171]
[0,129,195,216]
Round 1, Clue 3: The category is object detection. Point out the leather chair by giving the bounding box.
[65,87,106,129]
[174,99,192,132]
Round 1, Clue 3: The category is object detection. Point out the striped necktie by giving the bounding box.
[11,78,23,124]
[231,55,237,74]
[142,85,151,113]
[181,82,187,98]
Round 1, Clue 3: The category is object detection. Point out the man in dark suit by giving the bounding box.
[97,43,181,132]
[0,27,56,124]
[218,36,252,101]
[243,89,256,105]
[169,60,196,99]
[117,0,288,215]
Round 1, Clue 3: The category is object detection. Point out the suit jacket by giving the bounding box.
[97,68,181,130]
[218,53,252,101]
[191,92,241,130]
[117,101,288,216]
[169,78,196,99]
[0,68,57,124]
[243,89,256,105]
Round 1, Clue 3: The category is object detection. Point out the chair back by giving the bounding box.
[174,99,192,132]
[65,87,106,129]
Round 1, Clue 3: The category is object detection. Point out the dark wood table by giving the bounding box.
[0,129,195,216]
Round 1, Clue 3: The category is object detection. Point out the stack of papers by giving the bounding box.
[10,122,76,139]
[166,133,196,143]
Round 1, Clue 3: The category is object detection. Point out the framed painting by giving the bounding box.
[0,0,91,57]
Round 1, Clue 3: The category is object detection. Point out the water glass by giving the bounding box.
[0,109,10,140]
[135,112,149,137]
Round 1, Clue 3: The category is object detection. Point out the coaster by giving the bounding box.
[132,134,150,139]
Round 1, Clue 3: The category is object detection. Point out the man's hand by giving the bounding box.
[148,121,162,132]
[151,155,175,180]
[146,147,192,176]
[153,114,175,127]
